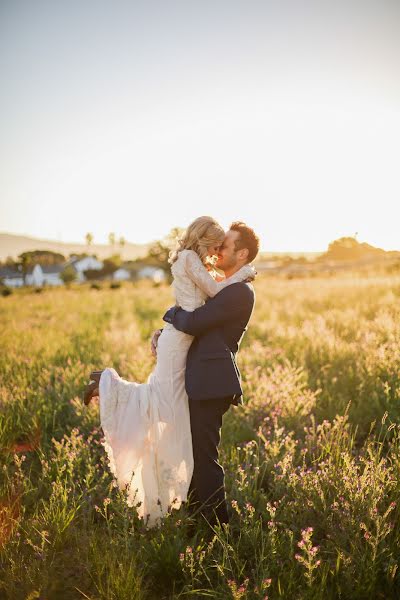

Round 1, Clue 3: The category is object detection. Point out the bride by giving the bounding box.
[83,216,255,528]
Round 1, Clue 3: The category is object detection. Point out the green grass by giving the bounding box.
[0,276,400,599]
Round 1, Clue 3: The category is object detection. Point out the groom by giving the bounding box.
[151,221,259,526]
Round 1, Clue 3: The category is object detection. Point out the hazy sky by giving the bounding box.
[1,0,399,251]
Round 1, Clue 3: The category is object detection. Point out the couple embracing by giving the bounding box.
[84,217,260,529]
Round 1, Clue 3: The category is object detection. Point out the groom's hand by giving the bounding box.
[150,329,162,357]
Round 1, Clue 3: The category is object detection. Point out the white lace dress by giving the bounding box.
[98,250,254,528]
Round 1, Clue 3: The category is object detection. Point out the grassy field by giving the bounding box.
[1,274,400,599]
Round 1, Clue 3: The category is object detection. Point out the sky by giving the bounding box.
[0,0,399,252]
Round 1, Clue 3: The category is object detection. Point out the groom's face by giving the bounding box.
[216,230,241,271]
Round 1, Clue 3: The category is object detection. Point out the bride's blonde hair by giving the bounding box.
[168,216,225,265]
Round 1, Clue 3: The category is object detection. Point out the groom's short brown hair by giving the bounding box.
[230,222,260,263]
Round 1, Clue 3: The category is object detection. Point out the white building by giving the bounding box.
[0,266,24,287]
[113,267,131,281]
[26,264,64,286]
[67,256,104,282]
[0,264,65,287]
[137,266,166,283]
[0,256,167,288]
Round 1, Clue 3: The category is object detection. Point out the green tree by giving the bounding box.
[108,232,116,249]
[60,265,77,285]
[4,256,16,266]
[17,252,33,284]
[102,254,122,276]
[323,237,385,262]
[146,227,184,281]
[85,232,94,247]
[17,250,65,267]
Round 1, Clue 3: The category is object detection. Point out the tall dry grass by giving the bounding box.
[0,275,399,599]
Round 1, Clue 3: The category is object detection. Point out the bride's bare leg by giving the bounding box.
[83,370,106,405]
[83,380,99,405]
[90,370,104,383]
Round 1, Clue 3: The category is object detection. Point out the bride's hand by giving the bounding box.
[242,264,257,282]
[150,329,162,357]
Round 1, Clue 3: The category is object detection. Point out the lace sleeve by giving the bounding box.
[183,250,255,298]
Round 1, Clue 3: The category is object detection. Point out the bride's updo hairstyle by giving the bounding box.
[168,216,225,265]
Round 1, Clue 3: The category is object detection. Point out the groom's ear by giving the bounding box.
[237,247,249,262]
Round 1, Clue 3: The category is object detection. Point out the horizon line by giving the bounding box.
[1,230,399,255]
[0,230,324,254]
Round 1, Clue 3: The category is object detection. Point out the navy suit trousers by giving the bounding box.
[187,396,232,526]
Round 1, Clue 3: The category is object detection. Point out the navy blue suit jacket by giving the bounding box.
[163,282,255,404]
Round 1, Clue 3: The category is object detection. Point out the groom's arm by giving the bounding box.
[163,283,254,337]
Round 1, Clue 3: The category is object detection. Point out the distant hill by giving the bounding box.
[0,232,150,261]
